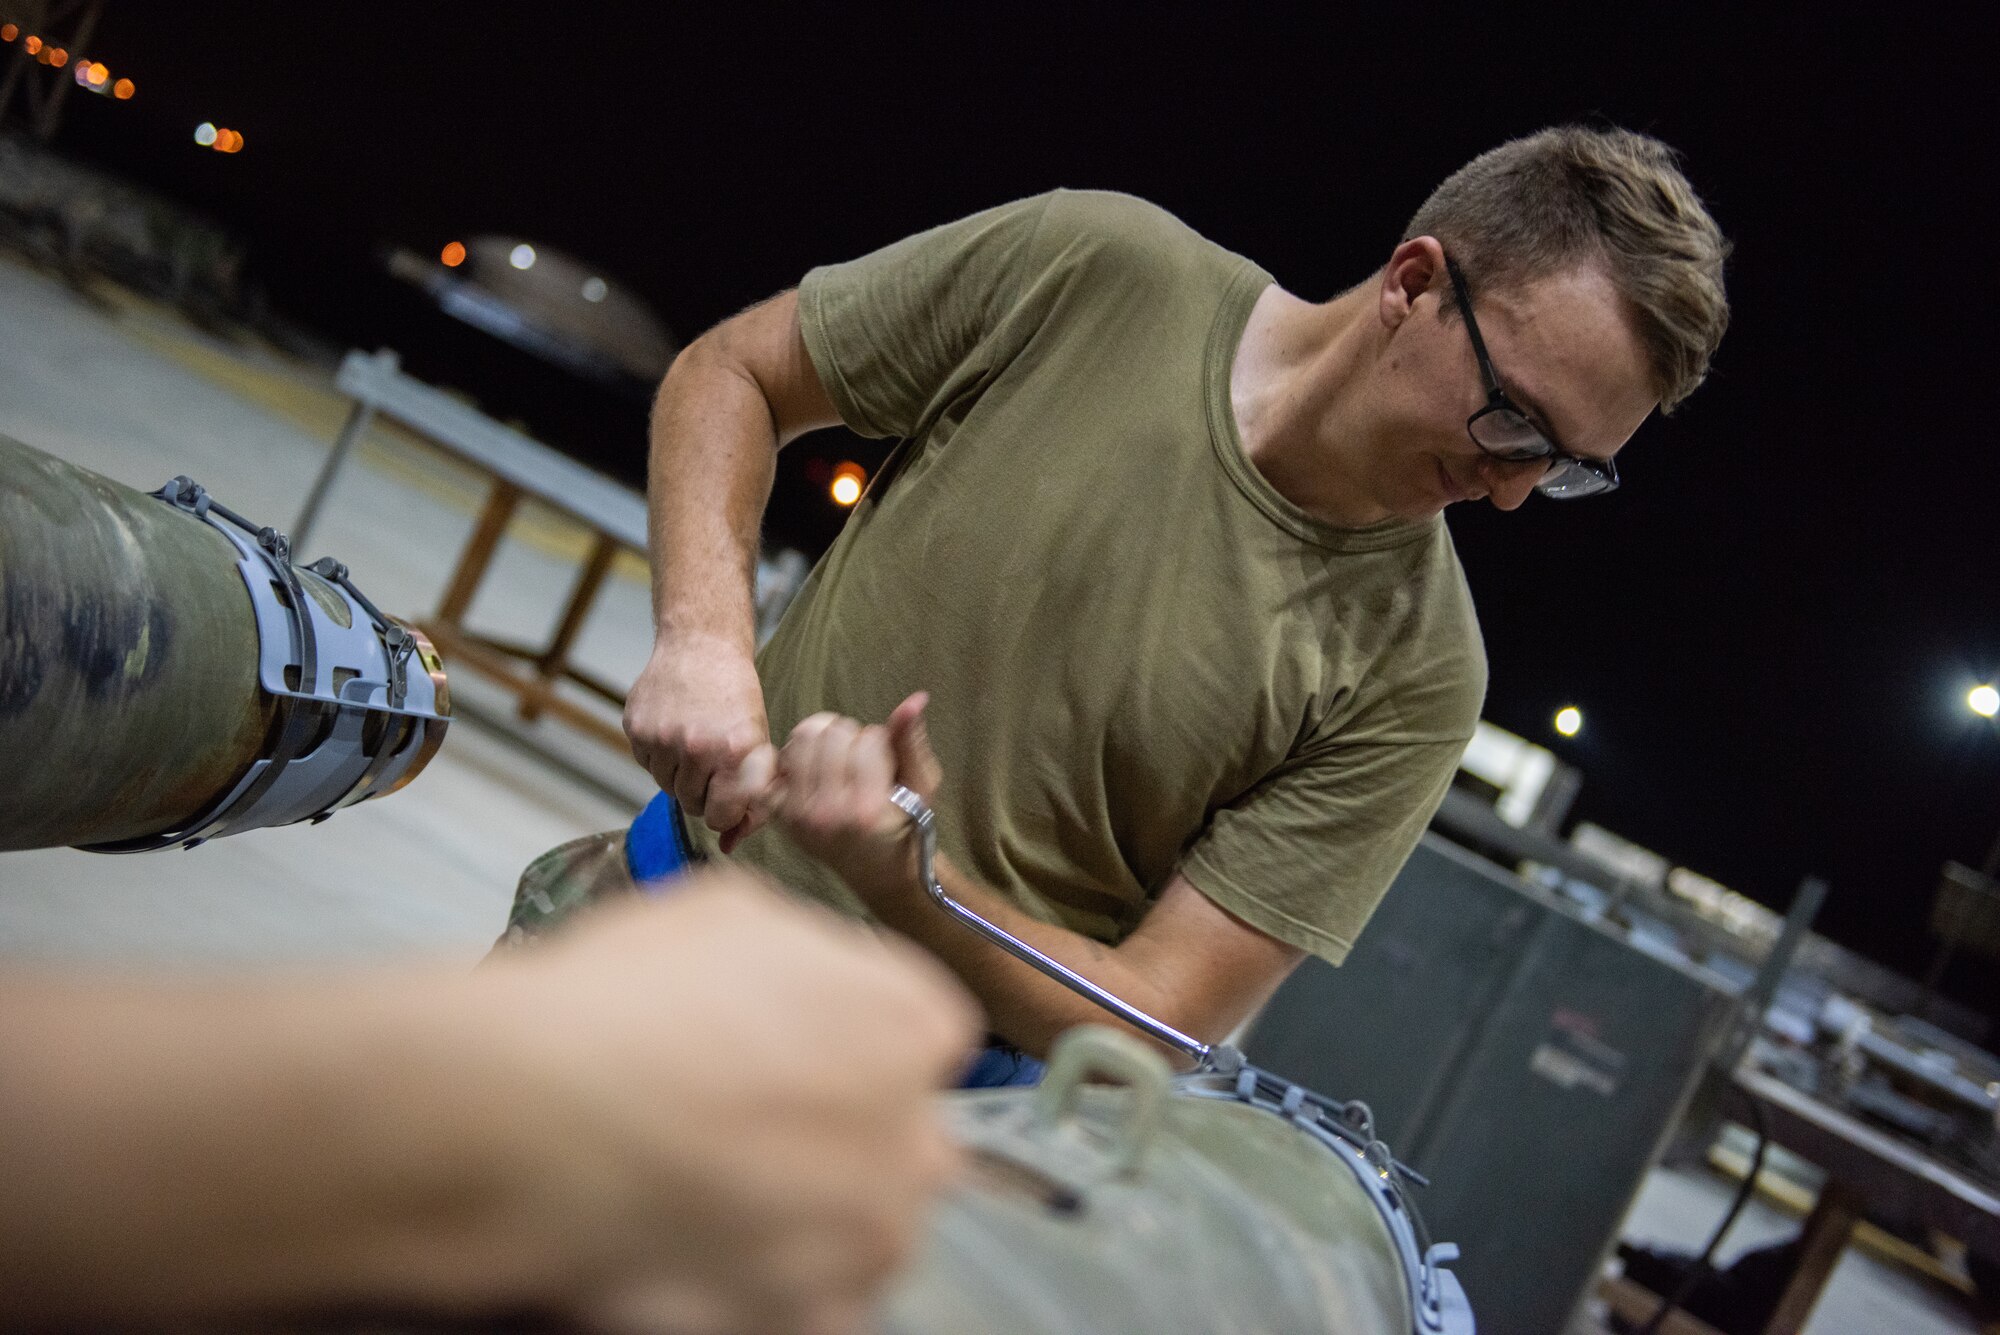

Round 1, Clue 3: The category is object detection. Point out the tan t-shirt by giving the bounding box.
[706,189,1486,964]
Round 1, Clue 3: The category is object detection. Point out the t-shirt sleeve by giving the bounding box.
[1177,672,1484,967]
[796,194,1057,440]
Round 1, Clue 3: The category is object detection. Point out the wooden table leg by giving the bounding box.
[435,479,521,628]
[520,532,618,723]
[1761,1180,1864,1335]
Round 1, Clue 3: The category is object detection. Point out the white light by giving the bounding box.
[1554,706,1583,738]
[580,276,608,302]
[1970,685,1999,718]
[508,243,537,270]
[193,122,217,147]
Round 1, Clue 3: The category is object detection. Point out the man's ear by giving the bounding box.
[1379,236,1447,332]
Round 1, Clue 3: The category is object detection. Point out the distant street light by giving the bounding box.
[1970,684,1999,719]
[509,243,537,270]
[830,461,867,507]
[1554,705,1583,738]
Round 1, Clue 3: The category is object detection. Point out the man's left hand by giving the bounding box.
[775,693,942,902]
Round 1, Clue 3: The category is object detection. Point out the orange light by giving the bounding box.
[87,62,107,85]
[23,34,40,54]
[48,47,66,67]
[215,128,243,153]
[0,23,17,41]
[440,240,467,268]
[113,77,134,99]
[830,461,867,507]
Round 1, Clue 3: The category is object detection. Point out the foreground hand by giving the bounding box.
[775,694,943,901]
[476,869,978,1334]
[623,636,778,850]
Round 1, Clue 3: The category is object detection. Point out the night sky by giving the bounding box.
[32,5,2000,1021]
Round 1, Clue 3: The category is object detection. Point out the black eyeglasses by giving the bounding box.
[1443,256,1620,500]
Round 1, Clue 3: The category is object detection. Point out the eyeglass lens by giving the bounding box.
[1469,407,1551,461]
[1536,460,1615,497]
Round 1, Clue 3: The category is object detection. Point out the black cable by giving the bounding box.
[1634,1087,1771,1335]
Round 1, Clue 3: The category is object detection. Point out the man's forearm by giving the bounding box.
[0,973,550,1324]
[860,855,1194,1063]
[646,339,781,648]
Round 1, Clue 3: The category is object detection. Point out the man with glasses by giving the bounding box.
[525,125,1729,1077]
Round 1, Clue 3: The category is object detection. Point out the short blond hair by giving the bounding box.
[1404,126,1731,411]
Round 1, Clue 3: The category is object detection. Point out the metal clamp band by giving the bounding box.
[80,476,449,853]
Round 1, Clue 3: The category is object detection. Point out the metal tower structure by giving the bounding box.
[0,0,106,140]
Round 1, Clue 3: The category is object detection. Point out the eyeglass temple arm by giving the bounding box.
[1441,255,1504,392]
[886,786,1241,1075]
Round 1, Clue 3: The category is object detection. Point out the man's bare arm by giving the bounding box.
[775,700,1305,1061]
[625,290,842,845]
[0,872,975,1332]
[876,859,1304,1062]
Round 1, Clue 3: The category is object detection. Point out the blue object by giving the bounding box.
[626,790,694,885]
[625,792,1043,1088]
[960,1042,1048,1088]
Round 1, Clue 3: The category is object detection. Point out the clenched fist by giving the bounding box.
[623,635,779,851]
[775,693,944,903]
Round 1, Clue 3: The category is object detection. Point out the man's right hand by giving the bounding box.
[624,636,778,850]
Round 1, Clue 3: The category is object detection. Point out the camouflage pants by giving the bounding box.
[495,828,638,948]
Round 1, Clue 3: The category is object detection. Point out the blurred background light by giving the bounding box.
[440,240,467,267]
[580,275,608,302]
[113,77,134,99]
[1554,705,1583,737]
[830,461,867,507]
[0,23,17,41]
[1970,684,1999,718]
[508,243,537,270]
[194,122,217,146]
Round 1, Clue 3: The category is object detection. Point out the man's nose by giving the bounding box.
[1478,456,1543,512]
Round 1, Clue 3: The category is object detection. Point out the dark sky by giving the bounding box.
[38,4,2000,1018]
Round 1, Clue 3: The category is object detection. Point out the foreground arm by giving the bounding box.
[777,699,1305,1062]
[0,870,976,1333]
[624,290,842,847]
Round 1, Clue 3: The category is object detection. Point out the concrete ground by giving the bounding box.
[1612,1159,1983,1334]
[0,254,1986,1332]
